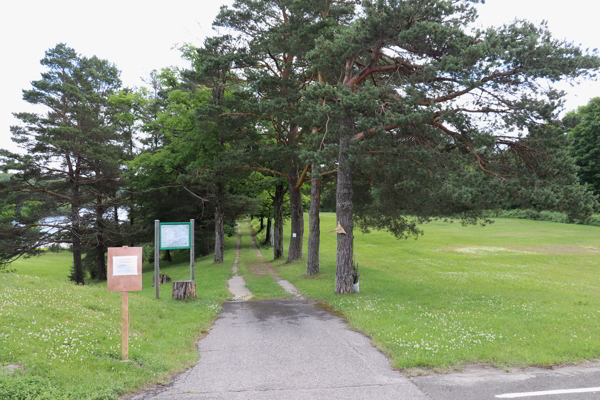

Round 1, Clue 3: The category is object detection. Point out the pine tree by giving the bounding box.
[305,0,599,293]
[0,44,124,283]
[212,0,356,262]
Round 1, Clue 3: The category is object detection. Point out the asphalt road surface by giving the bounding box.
[413,363,600,400]
[131,298,430,400]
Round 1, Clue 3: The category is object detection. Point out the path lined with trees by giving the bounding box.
[2,0,599,294]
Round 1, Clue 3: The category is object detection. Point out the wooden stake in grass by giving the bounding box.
[121,291,129,360]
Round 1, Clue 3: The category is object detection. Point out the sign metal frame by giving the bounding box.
[159,222,192,250]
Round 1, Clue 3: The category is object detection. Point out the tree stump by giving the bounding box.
[172,280,196,300]
[152,274,171,287]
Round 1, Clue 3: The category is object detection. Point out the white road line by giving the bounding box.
[496,387,600,398]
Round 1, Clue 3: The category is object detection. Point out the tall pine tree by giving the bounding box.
[305,0,599,293]
[0,44,124,283]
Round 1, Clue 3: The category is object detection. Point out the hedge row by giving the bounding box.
[483,209,600,227]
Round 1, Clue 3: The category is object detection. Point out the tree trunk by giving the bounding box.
[273,182,285,259]
[287,174,304,262]
[307,165,321,276]
[95,197,106,280]
[72,233,83,284]
[96,247,106,280]
[262,218,271,246]
[152,273,171,286]
[163,250,172,262]
[259,217,264,232]
[172,280,196,300]
[129,195,135,247]
[336,113,355,294]
[213,79,226,263]
[71,183,84,285]
[214,181,225,263]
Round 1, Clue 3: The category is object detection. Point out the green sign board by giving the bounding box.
[159,222,192,250]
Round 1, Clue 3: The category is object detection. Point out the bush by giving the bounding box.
[485,208,600,227]
[538,210,569,224]
[142,242,154,263]
[583,214,600,227]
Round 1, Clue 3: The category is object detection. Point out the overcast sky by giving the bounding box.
[2,0,599,154]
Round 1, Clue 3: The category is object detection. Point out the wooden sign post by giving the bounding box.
[108,246,143,361]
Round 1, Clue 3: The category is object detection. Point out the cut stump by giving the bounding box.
[172,280,196,300]
[152,274,171,287]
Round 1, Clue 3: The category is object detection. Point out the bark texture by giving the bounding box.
[273,182,285,259]
[213,80,226,263]
[70,179,84,285]
[307,165,321,276]
[95,198,106,280]
[214,181,225,263]
[287,174,304,262]
[152,274,172,286]
[172,280,196,300]
[262,218,272,246]
[336,113,355,294]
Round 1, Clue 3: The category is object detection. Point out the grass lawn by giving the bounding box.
[237,223,292,300]
[0,238,234,399]
[2,215,600,399]
[262,213,600,372]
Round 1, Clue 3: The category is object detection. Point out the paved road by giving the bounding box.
[413,364,600,400]
[132,298,430,400]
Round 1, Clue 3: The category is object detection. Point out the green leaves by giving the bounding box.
[0,44,129,278]
[567,97,600,197]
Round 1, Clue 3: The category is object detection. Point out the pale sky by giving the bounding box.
[1,0,599,155]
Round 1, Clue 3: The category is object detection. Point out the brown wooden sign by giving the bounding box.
[107,247,143,292]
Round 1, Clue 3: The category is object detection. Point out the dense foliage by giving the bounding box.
[0,44,126,282]
[565,97,600,196]
[1,2,598,291]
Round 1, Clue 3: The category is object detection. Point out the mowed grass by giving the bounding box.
[3,214,600,398]
[1,239,234,399]
[270,213,600,371]
[237,222,292,300]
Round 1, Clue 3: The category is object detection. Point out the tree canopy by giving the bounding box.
[0,44,127,281]
[565,97,600,196]
[1,2,598,293]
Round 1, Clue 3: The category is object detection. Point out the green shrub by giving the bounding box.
[483,208,600,227]
[583,214,600,227]
[538,210,569,223]
[0,375,68,400]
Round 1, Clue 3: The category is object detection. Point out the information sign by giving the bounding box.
[112,256,138,276]
[107,247,143,292]
[107,246,143,361]
[160,222,192,250]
